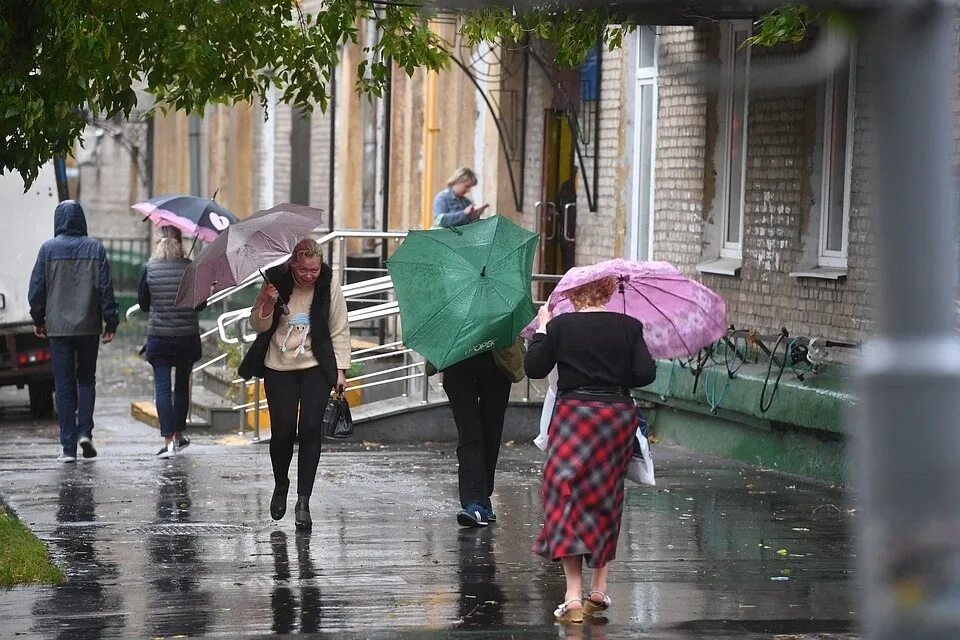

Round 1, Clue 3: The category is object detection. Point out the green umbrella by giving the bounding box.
[387,215,539,370]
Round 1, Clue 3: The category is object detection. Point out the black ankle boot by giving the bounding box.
[294,496,312,530]
[270,480,290,520]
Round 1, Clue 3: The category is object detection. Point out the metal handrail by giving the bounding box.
[231,270,564,415]
[236,370,428,412]
[126,229,409,320]
[318,229,408,242]
[216,308,254,345]
[352,347,415,365]
[342,275,394,297]
[131,227,563,440]
[183,228,572,428]
[348,301,400,323]
[353,340,404,356]
[203,269,560,367]
[348,361,423,383]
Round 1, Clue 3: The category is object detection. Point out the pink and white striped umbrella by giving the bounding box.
[522,259,727,359]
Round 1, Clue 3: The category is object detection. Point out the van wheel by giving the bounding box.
[28,382,54,419]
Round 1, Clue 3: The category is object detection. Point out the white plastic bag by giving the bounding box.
[536,370,655,489]
[627,432,656,486]
[534,368,559,452]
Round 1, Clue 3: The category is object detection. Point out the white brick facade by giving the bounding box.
[75,121,150,241]
[575,46,629,265]
[645,25,882,344]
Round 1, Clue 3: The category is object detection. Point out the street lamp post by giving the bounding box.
[860,2,960,638]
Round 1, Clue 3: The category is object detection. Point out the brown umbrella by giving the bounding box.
[175,203,325,309]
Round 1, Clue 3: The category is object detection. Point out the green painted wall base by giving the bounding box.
[639,361,855,485]
[648,405,848,485]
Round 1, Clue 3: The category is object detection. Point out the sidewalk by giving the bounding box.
[0,383,858,638]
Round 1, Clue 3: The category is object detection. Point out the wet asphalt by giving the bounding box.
[0,343,858,639]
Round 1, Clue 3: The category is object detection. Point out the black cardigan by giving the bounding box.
[524,312,656,394]
[237,262,337,385]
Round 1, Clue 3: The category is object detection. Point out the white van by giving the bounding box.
[0,163,63,417]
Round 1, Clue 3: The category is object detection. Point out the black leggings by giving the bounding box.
[263,366,331,498]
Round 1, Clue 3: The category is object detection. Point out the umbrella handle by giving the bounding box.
[259,269,290,316]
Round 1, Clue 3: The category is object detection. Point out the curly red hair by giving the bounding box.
[565,276,616,310]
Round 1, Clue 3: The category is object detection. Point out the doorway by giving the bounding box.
[539,110,578,299]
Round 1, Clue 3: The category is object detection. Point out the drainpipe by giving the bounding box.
[260,85,276,211]
[421,27,441,230]
[381,58,392,263]
[328,62,337,266]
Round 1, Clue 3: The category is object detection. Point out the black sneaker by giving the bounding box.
[78,436,97,459]
[176,436,190,450]
[457,501,489,528]
[482,505,497,523]
[156,442,176,459]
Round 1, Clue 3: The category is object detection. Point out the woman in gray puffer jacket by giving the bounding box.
[137,226,202,459]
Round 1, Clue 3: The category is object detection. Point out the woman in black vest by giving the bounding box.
[241,238,351,530]
[138,226,203,459]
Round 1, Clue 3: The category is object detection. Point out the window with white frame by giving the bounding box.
[818,49,855,269]
[698,21,751,276]
[630,25,658,260]
[719,21,751,259]
[789,41,856,280]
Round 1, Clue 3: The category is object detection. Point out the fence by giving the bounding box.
[102,236,151,293]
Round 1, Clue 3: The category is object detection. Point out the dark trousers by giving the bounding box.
[152,361,192,438]
[443,352,512,509]
[263,366,330,498]
[49,335,100,456]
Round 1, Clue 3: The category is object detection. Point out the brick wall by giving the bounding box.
[651,25,876,344]
[78,121,150,241]
[251,102,266,212]
[272,104,293,208]
[651,26,708,273]
[309,108,333,215]
[518,62,548,235]
[574,45,628,265]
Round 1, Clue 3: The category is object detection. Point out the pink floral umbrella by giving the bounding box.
[522,259,727,359]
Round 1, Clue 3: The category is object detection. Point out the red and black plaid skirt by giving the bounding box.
[532,397,637,568]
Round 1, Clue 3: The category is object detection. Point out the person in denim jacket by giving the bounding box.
[432,167,489,228]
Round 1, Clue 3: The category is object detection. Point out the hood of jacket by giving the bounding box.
[54,200,88,237]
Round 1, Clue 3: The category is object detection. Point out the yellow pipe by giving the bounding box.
[421,32,441,229]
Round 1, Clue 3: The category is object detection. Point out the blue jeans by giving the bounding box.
[49,335,100,456]
[152,361,192,438]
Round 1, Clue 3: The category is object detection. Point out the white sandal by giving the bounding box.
[554,598,584,623]
[583,590,611,615]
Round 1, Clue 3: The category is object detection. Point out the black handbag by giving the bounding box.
[321,386,353,440]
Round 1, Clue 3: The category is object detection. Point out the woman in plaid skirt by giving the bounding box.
[524,276,656,623]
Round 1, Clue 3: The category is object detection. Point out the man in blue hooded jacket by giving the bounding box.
[28,201,118,463]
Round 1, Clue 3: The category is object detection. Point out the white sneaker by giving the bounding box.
[57,453,77,463]
[78,436,97,459]
[155,442,176,459]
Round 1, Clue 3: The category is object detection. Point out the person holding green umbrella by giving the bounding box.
[388,214,537,527]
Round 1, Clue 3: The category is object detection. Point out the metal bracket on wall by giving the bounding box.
[527,42,602,213]
[447,38,529,212]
